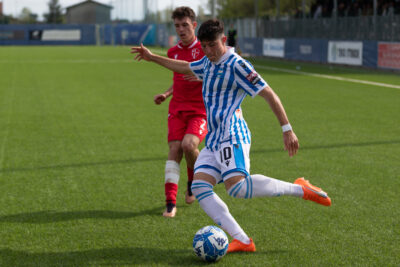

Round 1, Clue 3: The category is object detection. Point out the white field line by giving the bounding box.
[151,48,400,90]
[2,52,398,90]
[255,65,400,90]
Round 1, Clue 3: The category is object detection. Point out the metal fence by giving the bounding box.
[233,15,400,41]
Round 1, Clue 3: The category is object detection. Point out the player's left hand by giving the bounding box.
[283,131,299,157]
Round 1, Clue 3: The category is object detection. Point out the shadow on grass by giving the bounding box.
[0,207,164,224]
[0,247,204,267]
[0,156,165,173]
[1,140,398,174]
[0,247,291,267]
[252,139,400,154]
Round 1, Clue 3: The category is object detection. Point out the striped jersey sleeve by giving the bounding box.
[234,59,268,98]
[189,56,207,80]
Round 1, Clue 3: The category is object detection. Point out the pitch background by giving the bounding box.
[0,46,399,266]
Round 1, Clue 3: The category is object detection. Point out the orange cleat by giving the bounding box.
[185,190,196,204]
[294,177,331,206]
[227,238,256,253]
[162,203,177,218]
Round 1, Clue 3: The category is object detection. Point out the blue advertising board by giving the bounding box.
[285,38,328,63]
[238,37,263,56]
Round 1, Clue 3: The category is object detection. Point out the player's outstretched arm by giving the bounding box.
[154,85,173,105]
[131,44,193,75]
[258,86,299,157]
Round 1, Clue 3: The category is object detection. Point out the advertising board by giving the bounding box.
[328,41,363,65]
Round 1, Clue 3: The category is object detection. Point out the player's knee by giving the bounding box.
[181,140,197,154]
[227,178,252,199]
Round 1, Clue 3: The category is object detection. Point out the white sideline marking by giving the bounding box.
[150,48,400,90]
[255,65,400,90]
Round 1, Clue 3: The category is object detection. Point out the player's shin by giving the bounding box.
[228,174,303,198]
[191,180,251,244]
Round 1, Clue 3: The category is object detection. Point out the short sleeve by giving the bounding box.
[167,48,173,59]
[234,59,268,98]
[189,56,207,80]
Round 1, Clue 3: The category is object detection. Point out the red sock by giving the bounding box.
[165,183,178,205]
[187,167,194,196]
[187,167,194,182]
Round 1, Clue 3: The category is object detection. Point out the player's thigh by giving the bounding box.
[193,172,217,186]
[168,112,186,142]
[194,147,222,184]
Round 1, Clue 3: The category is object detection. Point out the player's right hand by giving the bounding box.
[283,131,299,157]
[154,94,167,105]
[131,43,153,61]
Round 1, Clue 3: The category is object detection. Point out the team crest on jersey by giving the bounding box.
[217,69,225,77]
[246,71,261,85]
[192,48,200,59]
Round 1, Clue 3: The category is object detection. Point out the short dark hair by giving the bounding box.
[197,19,224,42]
[171,6,196,21]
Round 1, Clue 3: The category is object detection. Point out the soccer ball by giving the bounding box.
[192,225,229,262]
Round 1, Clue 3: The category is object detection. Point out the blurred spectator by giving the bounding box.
[338,1,348,16]
[294,7,303,18]
[383,1,395,15]
[313,3,322,18]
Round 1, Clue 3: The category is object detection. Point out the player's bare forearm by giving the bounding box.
[150,53,192,75]
[164,85,173,98]
[259,86,299,156]
[131,44,192,75]
[258,86,289,126]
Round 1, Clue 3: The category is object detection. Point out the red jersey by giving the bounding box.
[167,38,205,114]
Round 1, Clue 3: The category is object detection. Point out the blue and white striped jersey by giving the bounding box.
[189,48,268,151]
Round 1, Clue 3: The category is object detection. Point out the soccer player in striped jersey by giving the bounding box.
[131,19,331,253]
[153,7,206,218]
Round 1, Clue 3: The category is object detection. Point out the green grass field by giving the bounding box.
[0,46,399,266]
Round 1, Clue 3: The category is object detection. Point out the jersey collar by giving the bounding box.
[177,37,198,49]
[214,47,235,65]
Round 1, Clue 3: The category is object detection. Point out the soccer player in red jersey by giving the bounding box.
[153,7,207,217]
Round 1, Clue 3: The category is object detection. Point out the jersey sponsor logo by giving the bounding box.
[246,71,261,85]
[192,48,200,59]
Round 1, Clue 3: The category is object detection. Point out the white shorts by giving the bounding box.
[194,142,251,184]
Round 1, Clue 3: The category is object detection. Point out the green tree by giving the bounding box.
[211,0,309,19]
[18,7,38,24]
[44,0,63,24]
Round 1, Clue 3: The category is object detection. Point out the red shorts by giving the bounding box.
[168,111,207,143]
